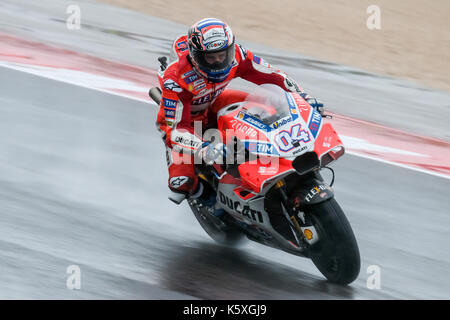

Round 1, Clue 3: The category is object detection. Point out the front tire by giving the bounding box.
[305,198,360,284]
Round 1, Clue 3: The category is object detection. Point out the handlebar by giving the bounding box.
[149,87,162,105]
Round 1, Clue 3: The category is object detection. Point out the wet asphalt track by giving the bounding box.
[0,0,450,299]
[1,68,449,299]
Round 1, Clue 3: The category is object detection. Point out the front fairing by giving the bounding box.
[216,84,344,194]
[217,87,321,160]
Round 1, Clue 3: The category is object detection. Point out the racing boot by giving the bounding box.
[191,181,225,218]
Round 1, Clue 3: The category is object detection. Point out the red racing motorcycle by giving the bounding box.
[149,84,360,285]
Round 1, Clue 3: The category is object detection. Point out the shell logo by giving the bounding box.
[304,229,314,240]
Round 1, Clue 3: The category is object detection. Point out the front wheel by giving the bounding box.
[188,200,246,247]
[305,198,360,285]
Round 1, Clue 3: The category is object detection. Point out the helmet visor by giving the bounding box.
[192,45,235,76]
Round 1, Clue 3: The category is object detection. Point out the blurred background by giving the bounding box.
[104,0,450,92]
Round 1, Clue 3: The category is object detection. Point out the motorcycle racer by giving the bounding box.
[156,18,324,208]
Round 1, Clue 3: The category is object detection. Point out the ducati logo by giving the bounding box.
[163,79,183,93]
[219,192,264,223]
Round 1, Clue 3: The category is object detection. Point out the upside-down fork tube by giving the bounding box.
[275,180,304,246]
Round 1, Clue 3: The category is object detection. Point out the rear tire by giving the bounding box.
[188,200,246,247]
[305,198,360,285]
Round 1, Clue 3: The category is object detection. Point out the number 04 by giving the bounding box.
[275,124,310,152]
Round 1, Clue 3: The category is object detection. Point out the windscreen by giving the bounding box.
[242,84,291,125]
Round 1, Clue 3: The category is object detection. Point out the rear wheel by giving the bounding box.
[188,200,246,247]
[305,198,360,284]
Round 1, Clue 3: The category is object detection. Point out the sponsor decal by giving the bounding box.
[322,136,332,148]
[195,83,206,91]
[243,115,266,129]
[230,119,258,138]
[257,166,279,175]
[293,93,310,111]
[163,98,177,109]
[292,145,308,155]
[170,176,189,188]
[244,141,279,156]
[181,70,196,79]
[163,79,182,93]
[219,191,264,223]
[300,225,319,244]
[184,74,199,84]
[191,87,226,105]
[257,143,275,154]
[174,136,201,149]
[164,108,176,119]
[176,40,188,52]
[305,185,328,202]
[237,113,272,132]
[193,79,204,86]
[308,111,322,138]
[212,87,226,100]
[206,40,225,50]
[285,92,299,121]
[252,55,271,68]
[272,117,292,129]
[303,229,313,240]
[191,94,209,105]
[198,88,208,96]
[203,28,226,40]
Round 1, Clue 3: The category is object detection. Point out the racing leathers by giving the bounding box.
[157,35,307,195]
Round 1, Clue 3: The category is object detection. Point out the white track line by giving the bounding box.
[345,151,449,179]
[1,63,448,180]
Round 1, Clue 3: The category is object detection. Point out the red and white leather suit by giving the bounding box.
[157,35,304,194]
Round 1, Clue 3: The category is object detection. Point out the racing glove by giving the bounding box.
[285,76,325,115]
[197,142,227,165]
[300,93,324,116]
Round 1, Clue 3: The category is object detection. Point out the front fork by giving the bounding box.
[275,179,321,249]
